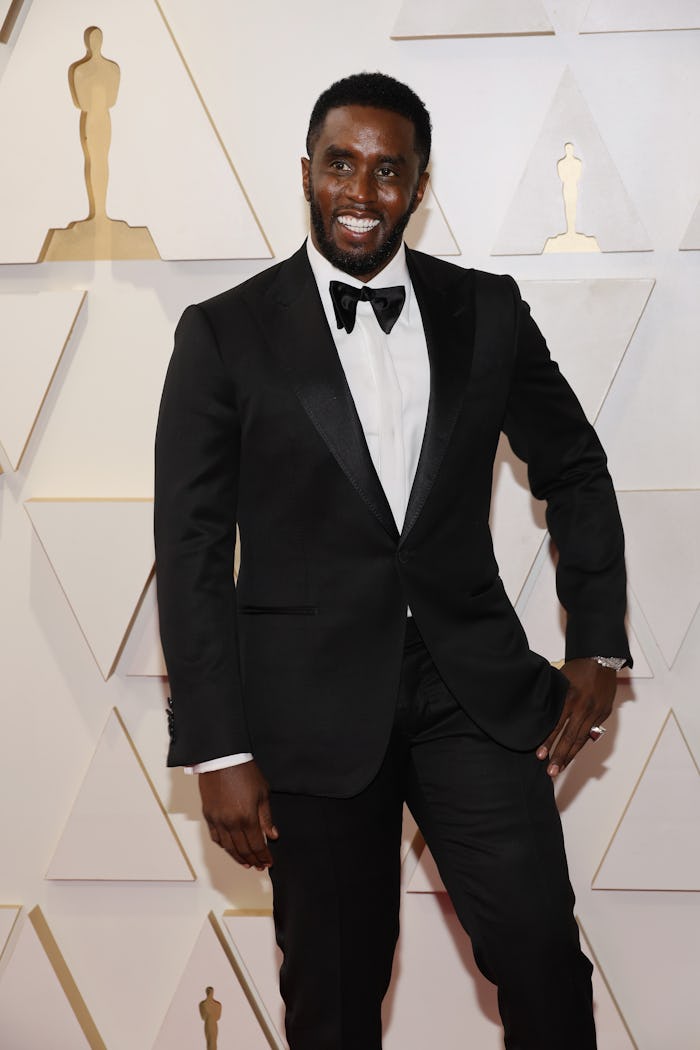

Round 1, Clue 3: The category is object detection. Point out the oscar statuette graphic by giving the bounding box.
[543,142,600,253]
[40,26,159,260]
[199,986,222,1050]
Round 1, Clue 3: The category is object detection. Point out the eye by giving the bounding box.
[377,166,397,178]
[330,160,351,171]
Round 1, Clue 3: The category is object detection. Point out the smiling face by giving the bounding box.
[302,105,429,282]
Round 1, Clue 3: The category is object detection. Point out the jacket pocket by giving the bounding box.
[238,604,319,615]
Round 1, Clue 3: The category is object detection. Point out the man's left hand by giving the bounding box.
[536,659,617,777]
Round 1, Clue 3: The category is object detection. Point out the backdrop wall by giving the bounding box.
[1,2,699,1048]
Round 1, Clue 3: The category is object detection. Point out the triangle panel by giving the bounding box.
[0,0,270,262]
[46,708,194,881]
[0,292,85,470]
[492,69,651,255]
[0,908,105,1049]
[222,910,285,1047]
[581,1,700,33]
[406,839,446,893]
[491,440,547,605]
[517,547,653,677]
[25,498,154,678]
[0,0,24,44]
[593,711,700,889]
[516,279,654,421]
[577,919,639,1048]
[405,185,460,256]
[617,490,700,667]
[154,913,275,1050]
[392,0,553,38]
[384,892,502,1049]
[680,200,700,250]
[121,577,168,677]
[0,905,20,957]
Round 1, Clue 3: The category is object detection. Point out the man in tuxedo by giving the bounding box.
[155,72,631,1050]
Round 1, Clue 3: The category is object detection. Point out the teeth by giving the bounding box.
[337,216,379,231]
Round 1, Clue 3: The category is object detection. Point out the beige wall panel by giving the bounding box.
[493,70,651,254]
[0,0,269,262]
[121,576,167,677]
[665,603,700,760]
[581,1,700,34]
[577,921,639,1049]
[490,447,547,604]
[0,904,20,957]
[595,270,700,490]
[680,199,700,249]
[0,291,85,469]
[583,892,700,1049]
[593,711,700,889]
[0,908,105,1049]
[153,913,276,1050]
[617,490,700,667]
[25,498,154,678]
[0,0,23,44]
[391,0,553,38]
[24,497,154,673]
[517,543,654,676]
[22,282,173,497]
[517,279,654,420]
[46,708,193,881]
[222,911,285,1048]
[406,835,444,893]
[404,184,460,255]
[384,891,502,1049]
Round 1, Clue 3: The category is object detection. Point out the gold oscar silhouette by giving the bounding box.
[198,986,222,1050]
[40,26,159,261]
[543,142,600,254]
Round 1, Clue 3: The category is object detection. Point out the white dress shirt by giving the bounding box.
[186,240,430,774]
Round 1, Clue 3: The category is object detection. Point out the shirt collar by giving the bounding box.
[306,238,414,327]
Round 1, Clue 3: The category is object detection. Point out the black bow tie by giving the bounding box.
[329,280,406,335]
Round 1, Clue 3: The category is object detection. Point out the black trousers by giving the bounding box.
[268,620,596,1050]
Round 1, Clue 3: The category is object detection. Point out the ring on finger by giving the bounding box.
[589,724,607,741]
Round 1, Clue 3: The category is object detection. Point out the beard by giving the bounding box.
[308,175,417,279]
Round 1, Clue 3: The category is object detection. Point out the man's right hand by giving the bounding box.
[199,761,278,870]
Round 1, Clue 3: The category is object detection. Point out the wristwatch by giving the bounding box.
[592,656,627,671]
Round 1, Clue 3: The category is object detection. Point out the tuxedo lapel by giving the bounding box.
[402,250,476,541]
[253,246,399,541]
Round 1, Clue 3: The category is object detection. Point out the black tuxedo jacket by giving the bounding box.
[154,245,631,795]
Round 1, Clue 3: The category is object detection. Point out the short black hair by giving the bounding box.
[306,72,432,173]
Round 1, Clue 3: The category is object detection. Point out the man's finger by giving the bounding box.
[537,720,564,760]
[547,717,590,775]
[236,823,273,870]
[213,823,252,867]
[536,697,575,761]
[259,797,279,842]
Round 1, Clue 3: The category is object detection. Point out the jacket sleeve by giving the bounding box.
[154,303,251,766]
[501,278,632,666]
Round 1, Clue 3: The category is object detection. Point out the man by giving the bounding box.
[155,72,631,1050]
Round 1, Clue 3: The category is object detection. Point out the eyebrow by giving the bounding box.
[322,145,407,166]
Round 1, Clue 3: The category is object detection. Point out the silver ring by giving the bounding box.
[589,725,606,741]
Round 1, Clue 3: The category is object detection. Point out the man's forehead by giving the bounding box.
[314,104,417,150]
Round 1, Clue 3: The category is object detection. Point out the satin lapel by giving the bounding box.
[253,247,399,541]
[401,251,476,542]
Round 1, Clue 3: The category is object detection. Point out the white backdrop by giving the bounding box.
[0,2,699,1048]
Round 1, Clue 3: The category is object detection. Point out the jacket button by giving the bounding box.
[398,550,410,565]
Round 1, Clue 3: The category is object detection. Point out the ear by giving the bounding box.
[410,170,430,214]
[301,157,311,202]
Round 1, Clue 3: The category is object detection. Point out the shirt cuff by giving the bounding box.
[184,753,254,775]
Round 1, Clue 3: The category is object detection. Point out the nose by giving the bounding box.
[346,166,376,203]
